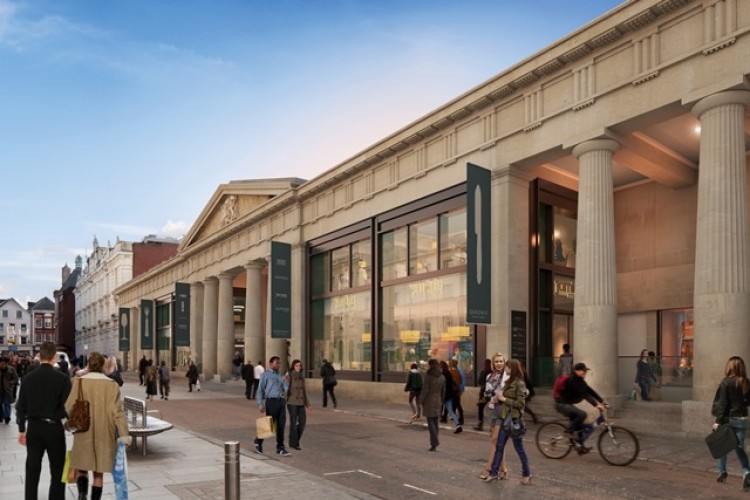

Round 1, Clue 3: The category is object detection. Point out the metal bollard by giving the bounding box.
[224,441,240,500]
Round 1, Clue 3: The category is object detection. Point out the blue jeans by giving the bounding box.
[444,399,460,427]
[489,427,531,478]
[717,417,750,477]
[0,393,11,422]
[638,380,650,401]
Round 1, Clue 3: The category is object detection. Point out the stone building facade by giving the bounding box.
[114,0,750,434]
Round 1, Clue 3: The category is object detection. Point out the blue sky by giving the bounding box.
[0,0,623,304]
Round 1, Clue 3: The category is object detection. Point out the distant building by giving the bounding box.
[75,235,178,363]
[54,257,82,355]
[28,297,56,347]
[0,298,32,355]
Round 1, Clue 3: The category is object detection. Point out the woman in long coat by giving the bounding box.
[65,351,129,500]
[286,359,311,450]
[420,359,445,451]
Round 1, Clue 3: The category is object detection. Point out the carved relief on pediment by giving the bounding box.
[191,194,273,245]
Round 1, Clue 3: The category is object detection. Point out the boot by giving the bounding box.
[76,475,88,500]
[91,486,103,500]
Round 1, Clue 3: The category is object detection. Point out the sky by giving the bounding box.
[0,0,624,305]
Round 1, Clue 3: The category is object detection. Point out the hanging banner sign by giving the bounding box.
[174,282,191,347]
[118,308,130,352]
[271,241,292,339]
[467,162,492,324]
[140,299,154,350]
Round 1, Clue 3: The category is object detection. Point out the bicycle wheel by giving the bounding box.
[597,425,639,466]
[536,422,573,459]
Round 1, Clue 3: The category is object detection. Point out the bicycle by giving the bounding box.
[536,411,640,466]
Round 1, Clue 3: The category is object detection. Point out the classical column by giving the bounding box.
[244,260,266,367]
[189,282,204,366]
[131,305,140,372]
[572,138,619,398]
[201,277,219,379]
[691,90,750,402]
[216,272,236,381]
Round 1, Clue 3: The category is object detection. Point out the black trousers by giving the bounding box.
[323,383,337,407]
[25,420,66,500]
[287,404,307,448]
[427,416,440,448]
[257,398,287,451]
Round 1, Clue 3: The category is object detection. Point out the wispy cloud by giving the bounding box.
[160,219,188,239]
[85,221,157,239]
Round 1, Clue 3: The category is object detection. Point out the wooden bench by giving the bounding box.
[123,396,173,456]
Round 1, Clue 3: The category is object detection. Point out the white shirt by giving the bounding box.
[254,364,265,379]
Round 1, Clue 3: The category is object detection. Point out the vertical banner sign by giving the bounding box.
[510,311,527,361]
[174,282,191,347]
[140,299,154,350]
[118,308,130,352]
[271,241,292,339]
[467,163,492,323]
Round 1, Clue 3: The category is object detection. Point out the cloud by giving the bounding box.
[85,221,157,239]
[159,219,188,239]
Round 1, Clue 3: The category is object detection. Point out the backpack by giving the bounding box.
[552,374,569,401]
[410,371,423,391]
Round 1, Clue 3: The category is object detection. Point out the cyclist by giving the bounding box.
[554,362,607,453]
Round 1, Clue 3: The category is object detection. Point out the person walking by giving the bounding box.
[186,361,199,392]
[439,361,462,433]
[0,356,18,424]
[286,359,310,450]
[405,362,423,420]
[320,359,337,408]
[242,359,255,400]
[712,356,750,490]
[158,360,171,400]
[254,356,292,457]
[485,359,531,485]
[474,359,492,431]
[449,358,465,426]
[559,343,573,376]
[57,354,70,376]
[66,351,130,500]
[16,341,72,500]
[636,349,656,401]
[138,354,148,385]
[252,361,264,399]
[144,360,158,400]
[479,352,510,480]
[232,351,243,381]
[420,359,445,451]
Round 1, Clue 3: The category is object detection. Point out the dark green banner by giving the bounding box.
[118,308,130,352]
[140,299,154,350]
[174,282,191,347]
[467,163,492,324]
[271,241,292,339]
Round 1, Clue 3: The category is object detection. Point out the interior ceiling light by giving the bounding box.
[694,125,701,134]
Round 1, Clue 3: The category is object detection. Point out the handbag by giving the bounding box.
[706,424,739,459]
[256,416,276,440]
[501,412,526,439]
[67,380,90,433]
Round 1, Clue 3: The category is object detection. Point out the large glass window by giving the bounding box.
[409,219,438,275]
[331,247,350,291]
[311,291,371,371]
[156,303,171,364]
[553,207,577,268]
[440,209,467,269]
[351,240,371,287]
[381,273,472,378]
[659,308,693,386]
[381,228,407,281]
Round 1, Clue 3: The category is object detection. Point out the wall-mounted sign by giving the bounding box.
[118,308,130,352]
[141,299,154,350]
[271,241,292,339]
[467,163,492,324]
[174,282,191,347]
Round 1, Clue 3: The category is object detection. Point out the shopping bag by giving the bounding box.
[706,424,739,459]
[61,450,73,483]
[112,441,129,500]
[196,380,201,391]
[256,416,276,439]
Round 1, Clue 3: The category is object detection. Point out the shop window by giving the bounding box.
[380,273,472,378]
[440,209,467,269]
[311,291,371,371]
[409,219,438,275]
[310,253,330,295]
[659,308,693,386]
[381,228,408,280]
[351,240,371,287]
[331,246,350,291]
[553,207,577,268]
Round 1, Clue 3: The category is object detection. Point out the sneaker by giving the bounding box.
[576,445,591,455]
[293,446,301,450]
[277,448,291,457]
[253,439,263,454]
[454,426,463,434]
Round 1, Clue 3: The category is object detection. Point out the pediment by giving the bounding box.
[179,178,306,251]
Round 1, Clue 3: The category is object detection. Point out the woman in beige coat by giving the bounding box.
[65,352,130,500]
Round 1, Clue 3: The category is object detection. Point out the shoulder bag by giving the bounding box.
[67,380,90,433]
[706,424,738,459]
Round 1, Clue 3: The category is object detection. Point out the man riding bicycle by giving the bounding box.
[554,362,607,453]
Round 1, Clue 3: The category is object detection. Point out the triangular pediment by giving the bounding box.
[179,178,306,251]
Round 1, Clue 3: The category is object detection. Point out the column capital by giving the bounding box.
[217,272,234,281]
[203,276,219,285]
[691,90,750,119]
[572,138,620,159]
[245,259,266,270]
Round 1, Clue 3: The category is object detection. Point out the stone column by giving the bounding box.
[572,138,619,398]
[244,260,266,368]
[691,90,750,402]
[189,282,204,366]
[201,277,219,379]
[216,272,236,381]
[131,305,140,372]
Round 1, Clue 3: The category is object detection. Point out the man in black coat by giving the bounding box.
[16,341,72,500]
[242,359,255,399]
[555,362,607,451]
